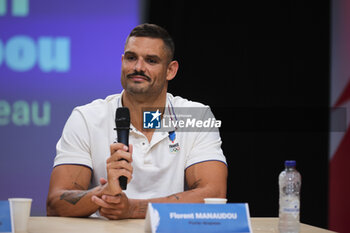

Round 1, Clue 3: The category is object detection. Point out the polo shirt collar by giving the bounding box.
[163,95,177,132]
[117,90,178,133]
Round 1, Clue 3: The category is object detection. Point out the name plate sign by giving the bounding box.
[145,203,252,233]
[0,201,13,233]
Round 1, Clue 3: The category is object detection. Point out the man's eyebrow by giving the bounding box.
[124,51,162,61]
[124,51,136,56]
[146,54,161,60]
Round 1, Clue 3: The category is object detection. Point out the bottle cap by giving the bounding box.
[285,160,296,167]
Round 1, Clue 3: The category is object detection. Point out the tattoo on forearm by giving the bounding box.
[73,182,85,190]
[168,194,180,200]
[60,190,88,205]
[189,179,202,190]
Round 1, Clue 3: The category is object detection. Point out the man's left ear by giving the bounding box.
[166,60,179,81]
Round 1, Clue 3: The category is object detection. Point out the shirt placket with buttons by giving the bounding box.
[130,124,169,166]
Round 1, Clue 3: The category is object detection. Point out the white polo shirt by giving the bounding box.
[54,92,226,199]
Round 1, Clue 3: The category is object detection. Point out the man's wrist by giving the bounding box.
[99,182,121,197]
[129,199,149,219]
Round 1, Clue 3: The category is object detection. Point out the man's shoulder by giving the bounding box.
[74,93,120,117]
[77,94,119,109]
[167,93,208,108]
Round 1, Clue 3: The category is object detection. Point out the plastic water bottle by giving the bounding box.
[278,160,301,233]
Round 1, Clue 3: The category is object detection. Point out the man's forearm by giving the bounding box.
[47,185,104,217]
[129,187,225,219]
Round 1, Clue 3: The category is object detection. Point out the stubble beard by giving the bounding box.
[122,76,167,98]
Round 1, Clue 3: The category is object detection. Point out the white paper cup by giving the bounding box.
[8,198,32,232]
[204,198,227,204]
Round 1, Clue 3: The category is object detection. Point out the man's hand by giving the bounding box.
[92,192,133,220]
[91,143,134,219]
[101,143,133,196]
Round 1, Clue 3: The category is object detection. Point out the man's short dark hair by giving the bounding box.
[126,23,175,61]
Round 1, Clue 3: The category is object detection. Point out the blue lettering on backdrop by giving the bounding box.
[0,0,29,17]
[0,36,70,72]
[38,37,70,72]
[0,100,10,125]
[5,36,36,71]
[0,0,5,15]
[0,100,50,126]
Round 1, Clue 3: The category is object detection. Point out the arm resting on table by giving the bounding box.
[46,165,104,217]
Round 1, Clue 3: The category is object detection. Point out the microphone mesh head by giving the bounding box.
[115,107,130,128]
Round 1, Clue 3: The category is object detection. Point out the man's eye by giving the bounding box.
[147,58,158,64]
[126,55,136,61]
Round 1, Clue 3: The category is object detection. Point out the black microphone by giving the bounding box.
[115,107,130,190]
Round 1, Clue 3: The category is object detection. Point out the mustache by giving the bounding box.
[126,71,151,81]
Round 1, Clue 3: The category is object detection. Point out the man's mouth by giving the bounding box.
[127,72,151,82]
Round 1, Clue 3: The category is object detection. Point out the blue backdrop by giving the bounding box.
[0,0,140,215]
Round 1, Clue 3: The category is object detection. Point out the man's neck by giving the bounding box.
[122,90,167,140]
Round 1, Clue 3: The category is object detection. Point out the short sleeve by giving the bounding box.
[54,108,92,169]
[185,107,227,168]
[185,130,227,169]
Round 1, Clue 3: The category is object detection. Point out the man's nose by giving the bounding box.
[134,58,146,72]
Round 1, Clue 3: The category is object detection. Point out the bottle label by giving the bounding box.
[281,197,300,218]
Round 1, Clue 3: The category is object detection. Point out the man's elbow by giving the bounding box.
[212,187,227,198]
[201,184,227,199]
[46,207,58,217]
[46,195,68,217]
[46,197,60,216]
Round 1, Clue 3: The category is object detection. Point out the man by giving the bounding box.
[46,23,227,219]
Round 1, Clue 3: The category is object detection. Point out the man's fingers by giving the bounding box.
[128,144,133,159]
[91,196,109,208]
[92,195,118,209]
[108,143,133,163]
[110,143,128,153]
[107,160,133,172]
[102,194,121,204]
[100,207,122,216]
[95,195,123,220]
[107,152,130,164]
[97,192,130,220]
[100,209,122,220]
[101,213,118,220]
[99,177,107,185]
